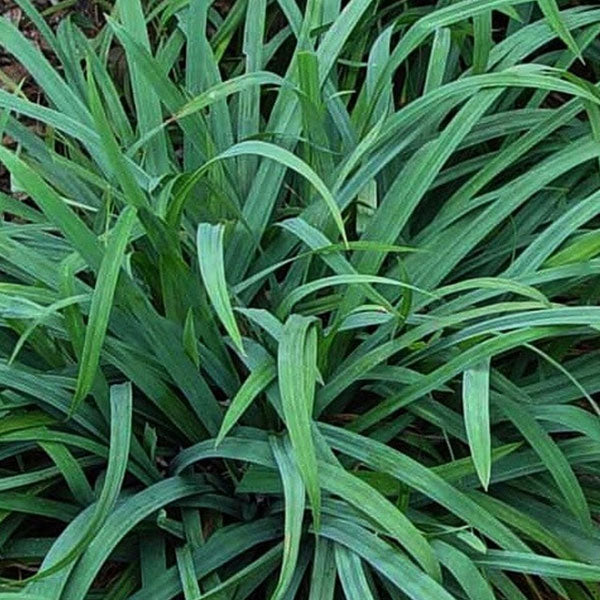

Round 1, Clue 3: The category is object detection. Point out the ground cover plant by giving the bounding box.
[3,0,600,597]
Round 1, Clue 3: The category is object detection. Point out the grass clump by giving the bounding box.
[2,0,600,598]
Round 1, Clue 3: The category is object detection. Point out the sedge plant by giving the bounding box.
[2,0,600,598]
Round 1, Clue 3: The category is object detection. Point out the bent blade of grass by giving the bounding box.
[177,72,285,119]
[276,273,437,320]
[197,223,244,355]
[277,217,408,314]
[216,141,348,246]
[171,437,276,474]
[520,342,600,416]
[432,277,550,310]
[39,441,94,506]
[270,436,306,600]
[25,382,132,588]
[497,396,592,529]
[8,294,90,365]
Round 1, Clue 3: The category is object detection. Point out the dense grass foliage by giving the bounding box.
[3,0,600,597]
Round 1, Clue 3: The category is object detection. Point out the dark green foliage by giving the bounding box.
[1,0,600,598]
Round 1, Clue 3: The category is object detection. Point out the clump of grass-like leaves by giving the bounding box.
[2,0,600,598]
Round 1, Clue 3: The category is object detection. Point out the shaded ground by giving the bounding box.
[1,1,101,194]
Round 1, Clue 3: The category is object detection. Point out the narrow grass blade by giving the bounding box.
[39,441,94,505]
[473,12,492,73]
[320,517,455,600]
[477,550,600,580]
[319,461,441,581]
[278,315,321,529]
[321,424,528,552]
[183,308,200,368]
[463,358,492,490]
[334,545,374,600]
[176,544,202,600]
[216,362,276,446]
[73,207,137,411]
[433,540,495,600]
[176,73,284,120]
[88,66,148,210]
[116,0,169,173]
[537,0,580,57]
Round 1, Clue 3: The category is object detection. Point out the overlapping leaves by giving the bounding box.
[1,0,600,598]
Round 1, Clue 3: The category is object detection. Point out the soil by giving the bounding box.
[0,1,101,193]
